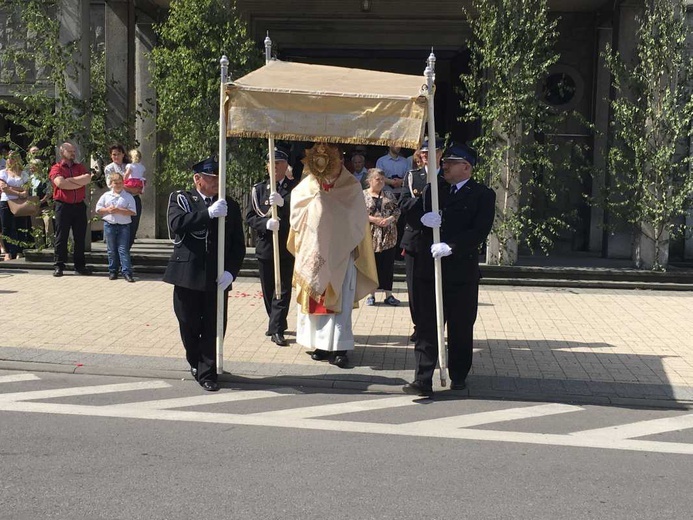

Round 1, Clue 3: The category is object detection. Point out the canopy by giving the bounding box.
[225,60,428,149]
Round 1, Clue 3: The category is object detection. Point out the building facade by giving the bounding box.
[1,0,692,262]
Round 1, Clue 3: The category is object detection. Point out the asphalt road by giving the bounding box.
[1,370,692,520]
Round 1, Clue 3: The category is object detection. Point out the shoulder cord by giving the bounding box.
[407,171,415,197]
[251,185,271,218]
[167,192,208,245]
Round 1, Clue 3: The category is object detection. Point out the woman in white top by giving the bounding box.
[103,144,127,188]
[0,151,30,260]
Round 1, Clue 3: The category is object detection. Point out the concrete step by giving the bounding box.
[12,238,693,289]
[4,257,693,291]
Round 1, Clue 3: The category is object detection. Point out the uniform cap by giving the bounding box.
[267,148,289,162]
[442,143,477,166]
[192,156,218,176]
[420,138,444,152]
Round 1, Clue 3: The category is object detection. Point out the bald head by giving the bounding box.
[60,142,76,163]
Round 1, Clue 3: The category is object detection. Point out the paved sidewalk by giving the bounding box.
[2,268,693,405]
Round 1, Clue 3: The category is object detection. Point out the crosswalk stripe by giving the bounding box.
[0,381,171,402]
[249,395,421,419]
[405,403,583,429]
[111,390,283,410]
[3,401,691,454]
[571,413,693,440]
[0,373,40,384]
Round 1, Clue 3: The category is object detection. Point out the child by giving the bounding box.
[123,149,146,192]
[95,172,137,282]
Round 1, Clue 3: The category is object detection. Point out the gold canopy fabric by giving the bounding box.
[225,60,428,149]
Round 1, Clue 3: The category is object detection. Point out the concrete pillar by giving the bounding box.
[588,23,612,253]
[606,0,641,259]
[134,18,157,239]
[58,0,91,250]
[105,0,135,139]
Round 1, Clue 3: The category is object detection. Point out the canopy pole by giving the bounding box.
[265,33,282,299]
[424,50,447,388]
[216,55,229,375]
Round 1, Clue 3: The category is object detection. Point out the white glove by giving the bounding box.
[207,199,227,219]
[269,192,284,207]
[266,218,280,232]
[420,211,441,229]
[431,242,453,259]
[217,270,234,291]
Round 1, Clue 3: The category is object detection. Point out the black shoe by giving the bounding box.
[109,272,118,280]
[450,380,467,391]
[200,380,219,392]
[123,272,135,283]
[53,266,64,277]
[409,331,418,342]
[190,367,198,380]
[330,354,348,368]
[271,333,288,347]
[265,330,272,336]
[311,350,328,361]
[402,381,433,397]
[74,266,93,276]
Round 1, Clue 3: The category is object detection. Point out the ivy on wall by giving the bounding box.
[149,0,264,191]
[604,0,693,270]
[460,0,583,263]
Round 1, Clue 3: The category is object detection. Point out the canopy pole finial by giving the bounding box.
[220,55,229,83]
[264,33,272,63]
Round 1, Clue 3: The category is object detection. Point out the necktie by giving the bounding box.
[204,197,212,207]
[449,184,458,196]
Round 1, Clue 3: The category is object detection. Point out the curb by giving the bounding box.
[1,359,690,411]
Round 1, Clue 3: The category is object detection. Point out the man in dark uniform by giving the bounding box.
[245,148,296,347]
[402,143,495,397]
[399,137,443,342]
[163,157,246,392]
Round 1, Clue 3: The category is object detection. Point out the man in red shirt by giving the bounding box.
[49,142,94,277]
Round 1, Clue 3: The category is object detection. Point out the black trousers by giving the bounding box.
[53,201,87,270]
[173,285,228,383]
[412,276,479,385]
[0,201,20,257]
[404,251,417,330]
[258,257,294,334]
[129,195,141,248]
[374,246,396,291]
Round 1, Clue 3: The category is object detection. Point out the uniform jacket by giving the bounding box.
[406,176,495,283]
[245,177,296,262]
[163,190,246,292]
[399,166,431,253]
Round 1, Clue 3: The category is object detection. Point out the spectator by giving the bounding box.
[375,146,409,199]
[363,168,401,306]
[0,151,30,260]
[350,153,369,189]
[49,142,94,277]
[104,144,127,188]
[122,150,143,249]
[27,158,53,248]
[124,148,146,192]
[95,172,137,282]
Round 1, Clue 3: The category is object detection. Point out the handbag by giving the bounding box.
[7,196,41,218]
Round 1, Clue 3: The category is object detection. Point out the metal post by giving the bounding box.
[265,33,282,299]
[424,50,447,387]
[216,55,229,375]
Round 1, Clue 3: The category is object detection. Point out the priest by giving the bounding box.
[287,142,378,368]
